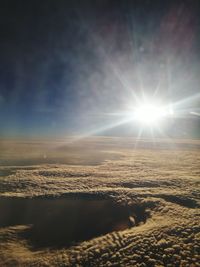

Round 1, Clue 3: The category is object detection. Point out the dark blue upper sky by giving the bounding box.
[0,0,200,137]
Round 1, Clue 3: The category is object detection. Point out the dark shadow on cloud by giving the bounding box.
[0,193,150,248]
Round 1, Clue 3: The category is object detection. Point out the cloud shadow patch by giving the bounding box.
[0,194,149,248]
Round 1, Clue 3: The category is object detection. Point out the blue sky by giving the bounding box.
[0,0,200,137]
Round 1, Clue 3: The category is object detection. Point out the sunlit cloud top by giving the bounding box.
[0,0,200,138]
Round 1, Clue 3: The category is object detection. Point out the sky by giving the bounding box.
[0,0,200,138]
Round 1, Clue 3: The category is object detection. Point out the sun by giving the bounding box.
[134,104,164,125]
[133,102,170,126]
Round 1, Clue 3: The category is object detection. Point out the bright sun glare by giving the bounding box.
[133,102,172,126]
